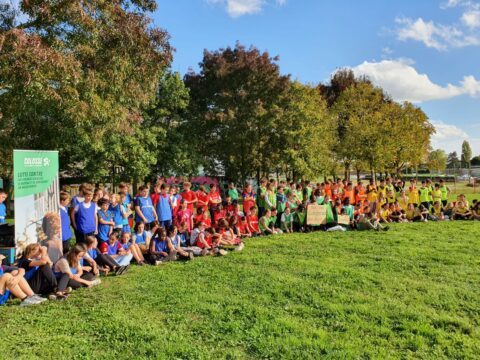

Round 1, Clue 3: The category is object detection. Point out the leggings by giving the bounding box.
[57,272,96,292]
[28,265,58,295]
[145,251,177,265]
[95,252,119,270]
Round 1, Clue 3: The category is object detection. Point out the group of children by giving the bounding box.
[0,176,478,306]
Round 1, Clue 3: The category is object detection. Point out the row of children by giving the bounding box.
[1,176,479,306]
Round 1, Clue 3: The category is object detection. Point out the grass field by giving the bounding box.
[1,221,479,359]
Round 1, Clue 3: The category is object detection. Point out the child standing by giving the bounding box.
[59,191,73,254]
[97,198,114,244]
[135,185,158,230]
[72,186,98,244]
[156,184,173,228]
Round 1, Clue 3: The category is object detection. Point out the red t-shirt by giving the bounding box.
[242,191,256,214]
[247,215,259,233]
[99,241,121,255]
[151,192,160,206]
[181,190,197,212]
[196,191,209,211]
[213,209,226,224]
[207,191,222,207]
[176,209,193,232]
[196,234,212,249]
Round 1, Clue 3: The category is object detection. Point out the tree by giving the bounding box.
[0,0,172,181]
[383,101,434,175]
[447,152,461,169]
[471,155,480,167]
[331,82,388,180]
[185,43,290,182]
[145,71,199,177]
[461,140,472,169]
[427,149,447,174]
[279,82,335,180]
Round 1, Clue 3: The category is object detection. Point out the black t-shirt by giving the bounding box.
[17,258,33,271]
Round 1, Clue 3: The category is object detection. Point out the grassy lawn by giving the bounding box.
[1,222,479,359]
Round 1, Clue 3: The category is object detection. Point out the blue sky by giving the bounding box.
[153,0,480,156]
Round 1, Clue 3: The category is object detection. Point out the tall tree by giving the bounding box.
[447,151,461,169]
[461,140,472,169]
[185,43,290,182]
[331,82,387,180]
[280,82,335,180]
[471,155,480,167]
[0,0,172,181]
[427,149,447,174]
[145,71,199,177]
[383,101,434,175]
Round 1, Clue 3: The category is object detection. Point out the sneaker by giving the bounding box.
[91,279,102,287]
[48,294,57,301]
[64,287,73,294]
[115,266,127,276]
[201,249,209,256]
[32,294,48,303]
[155,260,163,266]
[20,296,43,306]
[234,243,245,251]
[188,252,194,260]
[218,249,228,256]
[137,261,145,266]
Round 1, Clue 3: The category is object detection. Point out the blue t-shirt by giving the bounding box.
[87,248,98,260]
[75,202,96,234]
[109,204,123,228]
[0,266,10,305]
[97,210,112,241]
[135,196,155,223]
[60,206,73,241]
[155,195,172,222]
[0,203,6,224]
[134,231,147,245]
[154,238,168,253]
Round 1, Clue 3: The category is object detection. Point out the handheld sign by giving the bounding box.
[307,204,327,225]
[338,215,351,226]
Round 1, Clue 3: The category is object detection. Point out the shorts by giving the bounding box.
[0,290,10,305]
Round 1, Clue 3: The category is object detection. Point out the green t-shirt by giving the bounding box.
[259,216,270,232]
[295,211,306,225]
[440,185,448,201]
[419,187,430,203]
[343,205,354,220]
[228,188,239,201]
[281,212,293,230]
[258,186,266,208]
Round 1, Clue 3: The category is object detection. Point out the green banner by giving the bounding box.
[14,150,62,261]
[14,150,59,198]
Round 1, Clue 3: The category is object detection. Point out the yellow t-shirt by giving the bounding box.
[398,198,408,211]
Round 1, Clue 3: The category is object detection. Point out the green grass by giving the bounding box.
[1,222,480,359]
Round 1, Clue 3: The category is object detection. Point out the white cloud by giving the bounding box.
[430,120,480,154]
[207,0,286,17]
[350,59,480,103]
[395,1,480,50]
[462,10,480,28]
[395,17,480,50]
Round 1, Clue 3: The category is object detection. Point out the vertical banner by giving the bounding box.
[14,150,61,261]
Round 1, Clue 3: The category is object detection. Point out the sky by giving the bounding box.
[152,0,480,156]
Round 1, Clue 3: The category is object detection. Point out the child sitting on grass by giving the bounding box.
[148,228,177,265]
[0,261,47,306]
[84,236,128,276]
[99,232,133,267]
[166,226,194,260]
[120,231,146,265]
[54,245,101,292]
[18,243,61,299]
